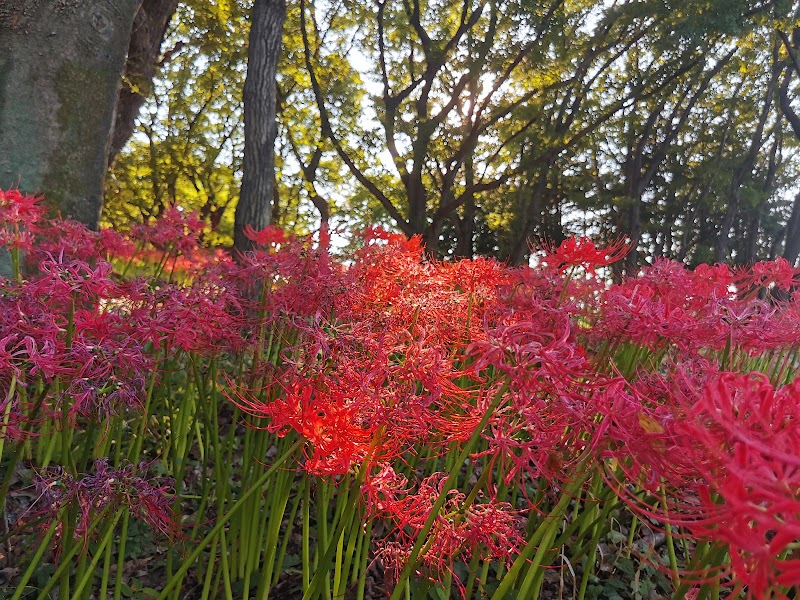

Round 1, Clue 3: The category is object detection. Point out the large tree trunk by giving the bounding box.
[235,0,286,252]
[0,0,140,228]
[108,0,179,168]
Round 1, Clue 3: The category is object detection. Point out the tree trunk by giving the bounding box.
[108,0,179,168]
[235,0,286,252]
[0,0,141,228]
[507,170,547,265]
[783,190,800,266]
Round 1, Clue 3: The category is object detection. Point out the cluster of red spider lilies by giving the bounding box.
[2,186,799,599]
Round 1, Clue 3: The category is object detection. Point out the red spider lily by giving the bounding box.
[231,378,377,477]
[0,391,27,444]
[30,219,136,263]
[28,255,118,302]
[243,223,286,247]
[0,188,45,227]
[132,206,205,254]
[56,337,151,420]
[361,463,410,515]
[125,283,246,355]
[539,235,630,274]
[236,232,350,321]
[27,458,178,541]
[362,227,425,254]
[604,369,800,595]
[0,187,44,251]
[738,257,798,292]
[590,259,747,355]
[373,471,525,592]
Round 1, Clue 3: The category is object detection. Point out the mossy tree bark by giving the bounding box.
[0,0,140,229]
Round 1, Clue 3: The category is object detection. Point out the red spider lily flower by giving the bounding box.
[27,459,178,541]
[243,224,286,247]
[589,258,755,355]
[57,338,152,420]
[0,188,45,226]
[0,187,44,251]
[741,257,798,292]
[539,235,630,274]
[361,464,410,514]
[125,283,245,355]
[29,219,136,263]
[0,391,27,444]
[28,255,118,302]
[132,206,205,254]
[608,371,800,595]
[231,379,376,477]
[362,227,425,255]
[374,472,525,591]
[30,219,99,262]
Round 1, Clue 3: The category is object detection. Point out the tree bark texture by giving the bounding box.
[235,0,286,252]
[0,0,140,228]
[783,191,800,267]
[108,0,179,168]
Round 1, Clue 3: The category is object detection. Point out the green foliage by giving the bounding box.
[106,0,800,266]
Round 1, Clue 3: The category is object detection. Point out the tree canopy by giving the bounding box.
[104,0,800,267]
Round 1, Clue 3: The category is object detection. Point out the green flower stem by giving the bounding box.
[99,525,114,600]
[336,503,365,597]
[220,527,235,600]
[254,450,295,600]
[70,509,124,600]
[660,487,680,586]
[34,508,117,600]
[302,477,311,591]
[355,518,372,600]
[10,246,21,282]
[332,522,346,597]
[155,438,302,600]
[303,465,370,600]
[388,384,508,600]
[463,549,482,600]
[113,511,131,600]
[10,517,61,600]
[490,465,591,600]
[275,482,303,588]
[200,534,220,600]
[0,375,17,465]
[312,479,333,600]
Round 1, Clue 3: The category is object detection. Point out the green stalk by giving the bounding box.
[34,508,117,600]
[220,527,235,600]
[254,457,294,600]
[336,504,365,597]
[200,535,220,600]
[274,482,304,586]
[489,466,591,600]
[113,511,131,600]
[0,375,16,464]
[10,246,21,282]
[313,479,332,600]
[11,517,61,600]
[660,487,680,586]
[355,519,372,600]
[99,527,114,600]
[303,468,370,600]
[70,510,124,600]
[155,439,302,600]
[302,477,311,591]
